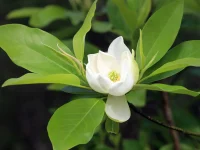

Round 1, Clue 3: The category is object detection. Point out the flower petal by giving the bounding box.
[86,66,107,93]
[97,74,113,92]
[97,51,119,75]
[121,50,139,85]
[87,53,98,73]
[105,95,131,123]
[108,51,137,96]
[108,36,130,61]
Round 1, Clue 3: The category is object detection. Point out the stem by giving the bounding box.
[162,92,180,150]
[129,104,200,137]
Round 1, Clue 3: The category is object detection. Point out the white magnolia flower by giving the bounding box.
[86,36,139,122]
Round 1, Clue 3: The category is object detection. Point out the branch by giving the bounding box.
[129,104,200,137]
[162,92,180,150]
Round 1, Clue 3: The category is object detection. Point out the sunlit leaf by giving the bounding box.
[141,58,200,83]
[133,84,199,97]
[141,0,183,71]
[142,40,200,82]
[0,24,80,75]
[73,0,97,61]
[48,98,105,150]
[2,73,87,88]
[63,39,99,63]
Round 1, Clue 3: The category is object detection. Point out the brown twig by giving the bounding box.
[129,104,200,137]
[162,92,180,150]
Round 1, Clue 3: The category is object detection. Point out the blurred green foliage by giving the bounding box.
[0,0,200,150]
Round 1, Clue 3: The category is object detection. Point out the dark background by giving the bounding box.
[0,1,74,150]
[0,0,200,150]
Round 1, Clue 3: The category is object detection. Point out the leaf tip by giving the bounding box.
[2,82,8,87]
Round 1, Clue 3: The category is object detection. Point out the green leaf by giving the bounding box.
[111,0,137,32]
[127,0,151,28]
[126,89,146,107]
[141,58,200,83]
[142,40,200,82]
[92,21,112,33]
[136,29,146,70]
[29,5,67,28]
[0,24,80,75]
[105,118,119,134]
[160,144,193,150]
[7,7,41,19]
[2,73,88,88]
[140,70,181,83]
[136,0,151,28]
[133,84,200,97]
[63,39,99,63]
[127,0,138,10]
[106,0,132,39]
[151,40,200,68]
[73,0,97,61]
[140,0,184,71]
[48,98,105,150]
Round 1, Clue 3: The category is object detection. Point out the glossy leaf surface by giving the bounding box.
[139,0,183,70]
[73,0,97,61]
[134,84,199,97]
[2,73,84,88]
[48,98,105,150]
[0,24,79,75]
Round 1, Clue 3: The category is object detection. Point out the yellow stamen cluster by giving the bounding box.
[108,71,120,82]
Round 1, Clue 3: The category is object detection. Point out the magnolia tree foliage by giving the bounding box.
[1,0,200,149]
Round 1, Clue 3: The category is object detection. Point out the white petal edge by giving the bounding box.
[105,95,131,123]
[86,66,107,93]
[87,53,98,73]
[97,74,113,92]
[108,36,130,61]
[108,51,136,96]
[97,51,119,75]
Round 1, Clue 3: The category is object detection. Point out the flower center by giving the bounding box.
[108,71,120,82]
